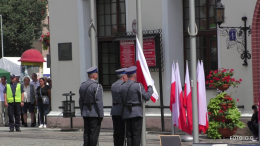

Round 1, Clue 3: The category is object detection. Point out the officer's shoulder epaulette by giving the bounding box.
[132,81,140,86]
[95,82,100,87]
[135,82,145,87]
[90,82,99,87]
[81,81,86,85]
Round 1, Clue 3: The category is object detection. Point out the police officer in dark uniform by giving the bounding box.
[79,66,104,146]
[120,66,153,146]
[4,74,24,132]
[110,68,128,146]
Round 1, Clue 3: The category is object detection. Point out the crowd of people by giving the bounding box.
[0,73,52,132]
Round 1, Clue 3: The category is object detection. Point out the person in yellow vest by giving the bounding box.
[4,74,24,132]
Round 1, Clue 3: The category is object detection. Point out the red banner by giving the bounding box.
[120,40,135,67]
[143,38,156,67]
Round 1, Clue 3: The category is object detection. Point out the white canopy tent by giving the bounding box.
[0,57,20,76]
[0,57,50,77]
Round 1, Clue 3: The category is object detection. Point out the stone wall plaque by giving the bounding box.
[58,43,72,61]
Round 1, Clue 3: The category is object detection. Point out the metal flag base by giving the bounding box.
[181,135,193,142]
[60,128,79,132]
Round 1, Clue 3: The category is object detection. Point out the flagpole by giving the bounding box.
[90,0,96,66]
[171,60,174,135]
[188,0,199,143]
[90,0,98,145]
[0,15,3,58]
[171,60,175,135]
[137,0,143,47]
[171,113,175,135]
[136,0,146,145]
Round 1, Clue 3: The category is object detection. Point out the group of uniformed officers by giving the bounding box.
[79,66,154,146]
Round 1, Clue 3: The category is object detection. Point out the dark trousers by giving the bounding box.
[112,115,125,146]
[248,121,259,137]
[83,117,101,146]
[34,113,36,125]
[8,103,21,130]
[38,113,40,125]
[37,101,49,125]
[125,117,142,146]
[21,107,24,125]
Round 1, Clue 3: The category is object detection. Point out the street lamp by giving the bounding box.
[0,15,3,58]
[215,0,225,26]
[215,0,251,66]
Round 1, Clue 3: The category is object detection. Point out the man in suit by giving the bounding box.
[79,66,104,146]
[111,68,128,146]
[120,66,153,146]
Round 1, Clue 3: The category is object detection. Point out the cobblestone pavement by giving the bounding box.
[0,127,259,146]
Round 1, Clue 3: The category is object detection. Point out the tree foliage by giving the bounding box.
[0,0,47,57]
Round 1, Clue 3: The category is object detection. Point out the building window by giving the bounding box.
[98,42,120,89]
[97,0,126,37]
[183,0,218,82]
[184,35,218,75]
[184,0,216,31]
[97,0,126,88]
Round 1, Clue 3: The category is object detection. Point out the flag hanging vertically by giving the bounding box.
[170,61,177,124]
[184,61,193,134]
[136,37,159,102]
[171,61,189,133]
[197,61,209,133]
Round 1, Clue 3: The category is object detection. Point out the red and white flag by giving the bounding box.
[184,61,193,134]
[197,61,209,133]
[136,37,159,102]
[170,61,177,124]
[171,61,189,133]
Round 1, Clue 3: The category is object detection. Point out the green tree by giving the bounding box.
[0,0,47,57]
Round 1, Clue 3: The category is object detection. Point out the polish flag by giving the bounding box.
[197,61,209,133]
[170,62,177,123]
[136,37,159,102]
[184,61,193,134]
[171,61,189,133]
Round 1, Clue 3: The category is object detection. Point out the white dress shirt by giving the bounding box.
[30,80,40,90]
[23,85,31,102]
